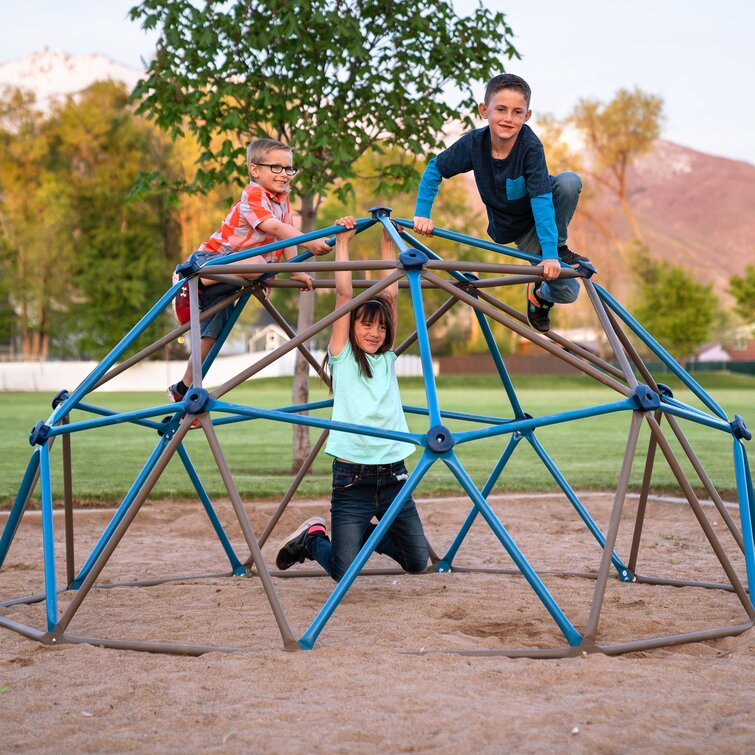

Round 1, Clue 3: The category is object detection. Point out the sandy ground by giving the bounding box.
[1,492,754,753]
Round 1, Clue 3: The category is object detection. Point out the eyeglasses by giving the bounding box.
[252,163,298,176]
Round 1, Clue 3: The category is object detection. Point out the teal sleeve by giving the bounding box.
[530,193,558,259]
[414,158,443,218]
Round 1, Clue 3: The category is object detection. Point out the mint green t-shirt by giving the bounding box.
[324,342,415,464]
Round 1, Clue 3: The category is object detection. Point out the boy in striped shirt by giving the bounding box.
[169,138,330,405]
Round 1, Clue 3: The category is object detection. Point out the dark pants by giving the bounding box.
[308,459,429,582]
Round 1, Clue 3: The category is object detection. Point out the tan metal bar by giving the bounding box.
[583,278,639,389]
[201,259,397,275]
[199,415,298,649]
[628,411,661,573]
[254,292,331,389]
[421,270,632,396]
[211,270,404,399]
[94,288,250,389]
[475,288,627,381]
[583,411,643,641]
[395,295,459,357]
[255,429,330,550]
[52,416,194,634]
[645,414,754,617]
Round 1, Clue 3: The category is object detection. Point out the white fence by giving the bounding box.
[0,351,436,392]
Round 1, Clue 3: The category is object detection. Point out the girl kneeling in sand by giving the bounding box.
[275,216,429,581]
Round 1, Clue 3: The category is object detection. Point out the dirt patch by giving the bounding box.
[1,493,753,752]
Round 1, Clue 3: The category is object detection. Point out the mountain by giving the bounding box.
[629,141,754,296]
[0,48,142,110]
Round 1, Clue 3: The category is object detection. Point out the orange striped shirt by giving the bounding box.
[200,182,293,261]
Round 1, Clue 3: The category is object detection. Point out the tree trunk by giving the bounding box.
[291,192,317,473]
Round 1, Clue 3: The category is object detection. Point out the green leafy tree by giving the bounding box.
[571,88,664,243]
[631,247,717,362]
[729,264,755,322]
[49,81,180,358]
[130,0,520,469]
[0,87,76,360]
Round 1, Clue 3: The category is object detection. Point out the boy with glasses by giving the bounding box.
[413,74,587,333]
[168,137,330,408]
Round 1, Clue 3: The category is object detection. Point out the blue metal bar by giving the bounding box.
[298,451,436,650]
[454,398,638,445]
[72,434,174,588]
[73,401,164,430]
[661,396,731,426]
[658,402,734,434]
[406,270,442,427]
[393,234,527,418]
[393,218,541,265]
[213,218,376,268]
[210,400,424,447]
[437,433,523,570]
[46,282,184,427]
[474,308,527,419]
[211,398,335,428]
[733,441,755,608]
[442,451,582,646]
[176,445,244,575]
[0,450,41,568]
[199,290,254,382]
[375,213,413,256]
[526,433,631,579]
[402,404,516,426]
[38,444,58,632]
[402,232,469,285]
[46,403,183,438]
[596,284,728,421]
[198,222,372,388]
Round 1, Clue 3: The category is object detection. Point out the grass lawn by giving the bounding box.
[1,372,753,507]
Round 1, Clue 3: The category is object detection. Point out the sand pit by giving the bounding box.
[1,493,754,752]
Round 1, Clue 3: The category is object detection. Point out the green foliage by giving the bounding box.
[0,86,77,358]
[130,0,520,205]
[571,88,664,242]
[49,82,178,357]
[631,246,718,361]
[729,264,755,322]
[571,88,664,177]
[0,80,233,360]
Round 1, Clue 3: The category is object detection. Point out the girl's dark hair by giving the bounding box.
[349,296,394,378]
[322,296,394,387]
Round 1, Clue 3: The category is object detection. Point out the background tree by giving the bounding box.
[631,247,717,362]
[729,264,755,322]
[0,87,76,360]
[130,0,520,470]
[571,88,664,244]
[49,81,179,358]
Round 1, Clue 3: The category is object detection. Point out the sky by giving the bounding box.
[1,0,753,164]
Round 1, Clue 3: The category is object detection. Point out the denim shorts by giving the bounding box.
[198,282,236,339]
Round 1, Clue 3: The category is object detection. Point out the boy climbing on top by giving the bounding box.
[413,73,587,333]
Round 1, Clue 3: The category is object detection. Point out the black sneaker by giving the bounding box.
[167,383,200,428]
[526,282,554,333]
[276,517,327,570]
[167,383,184,403]
[557,245,590,267]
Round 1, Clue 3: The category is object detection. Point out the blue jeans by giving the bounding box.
[308,459,429,582]
[514,172,582,305]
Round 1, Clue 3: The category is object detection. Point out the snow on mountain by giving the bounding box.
[0,48,142,109]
